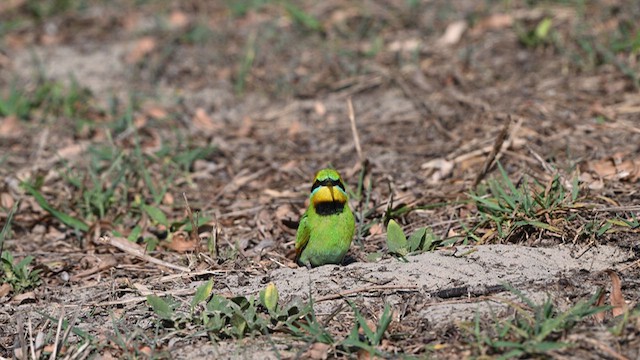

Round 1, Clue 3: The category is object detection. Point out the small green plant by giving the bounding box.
[386,219,439,257]
[0,77,93,121]
[146,282,395,356]
[517,17,554,48]
[235,31,257,95]
[225,0,270,17]
[1,251,42,294]
[463,285,608,358]
[0,84,32,118]
[341,302,393,356]
[146,281,303,339]
[468,164,577,243]
[282,1,322,33]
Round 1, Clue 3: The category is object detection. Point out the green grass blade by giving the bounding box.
[373,304,392,345]
[22,182,89,232]
[0,200,19,253]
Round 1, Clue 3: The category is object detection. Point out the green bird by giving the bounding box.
[295,168,355,268]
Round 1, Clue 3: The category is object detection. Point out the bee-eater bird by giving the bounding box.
[295,168,355,268]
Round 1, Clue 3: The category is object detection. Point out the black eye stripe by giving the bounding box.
[310,180,321,192]
[310,178,345,192]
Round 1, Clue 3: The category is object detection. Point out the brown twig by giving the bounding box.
[472,115,512,188]
[316,285,419,302]
[69,256,118,281]
[430,284,505,299]
[592,205,640,212]
[50,307,65,360]
[183,192,200,254]
[347,97,364,164]
[99,235,190,273]
[575,336,630,360]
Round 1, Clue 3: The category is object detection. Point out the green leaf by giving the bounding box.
[407,227,426,252]
[22,183,89,232]
[530,341,570,352]
[127,225,142,242]
[513,220,561,233]
[0,200,18,252]
[373,304,392,345]
[571,176,579,202]
[386,219,408,256]
[283,1,322,32]
[422,227,437,251]
[146,295,173,320]
[182,216,212,232]
[143,204,169,226]
[231,313,247,337]
[597,222,612,236]
[191,278,214,311]
[259,282,279,314]
[535,18,553,40]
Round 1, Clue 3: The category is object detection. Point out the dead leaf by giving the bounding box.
[605,269,627,317]
[470,13,513,36]
[357,349,377,360]
[237,116,254,137]
[0,116,23,137]
[169,10,189,29]
[12,291,36,304]
[369,223,384,236]
[162,192,174,206]
[587,154,640,182]
[0,283,12,297]
[126,36,157,64]
[438,20,468,46]
[589,101,615,120]
[387,38,421,52]
[166,231,199,253]
[193,107,219,133]
[305,342,331,360]
[139,346,152,356]
[144,105,168,120]
[0,192,14,209]
[55,142,87,161]
[593,287,607,323]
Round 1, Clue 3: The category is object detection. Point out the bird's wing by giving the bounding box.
[294,212,311,263]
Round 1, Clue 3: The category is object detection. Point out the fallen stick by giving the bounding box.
[99,235,190,273]
[316,285,419,302]
[472,115,512,188]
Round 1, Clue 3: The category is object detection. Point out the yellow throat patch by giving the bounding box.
[311,185,347,207]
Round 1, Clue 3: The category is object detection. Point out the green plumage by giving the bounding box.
[295,169,355,268]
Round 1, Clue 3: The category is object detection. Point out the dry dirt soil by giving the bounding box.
[1,0,640,359]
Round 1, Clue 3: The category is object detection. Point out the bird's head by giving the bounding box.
[309,168,348,208]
